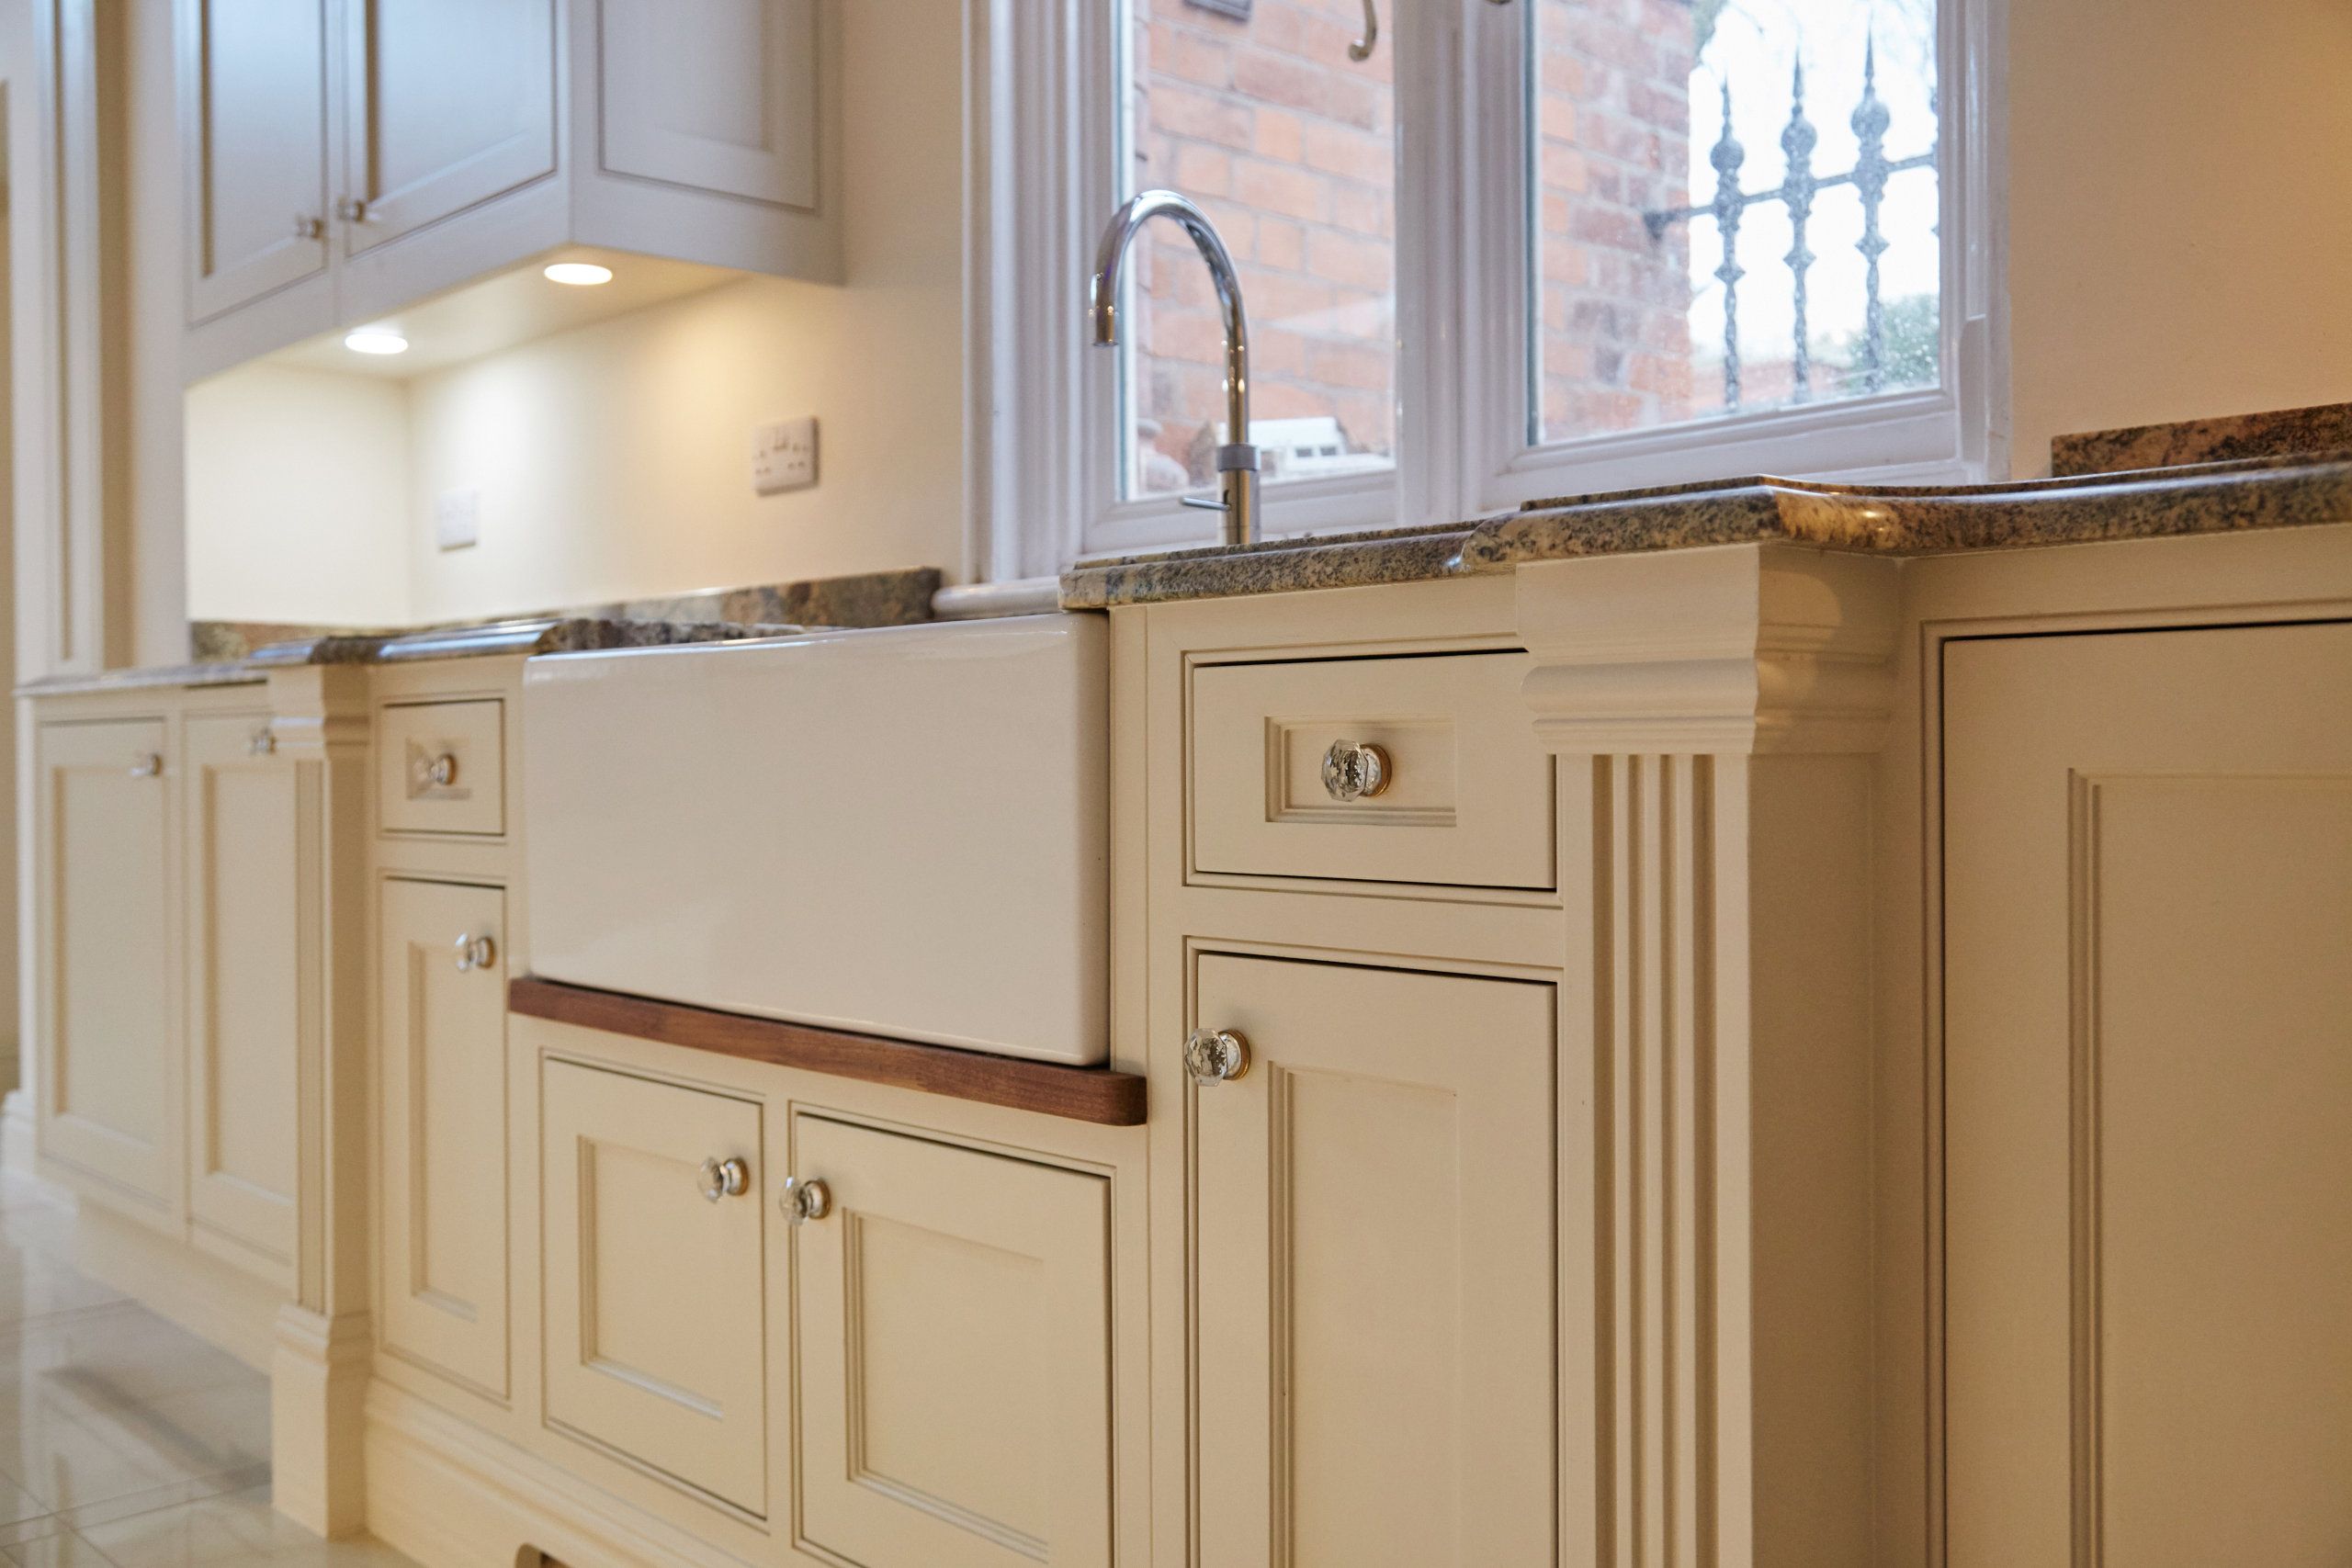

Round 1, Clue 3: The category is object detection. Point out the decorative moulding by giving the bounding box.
[1513,542,1900,755]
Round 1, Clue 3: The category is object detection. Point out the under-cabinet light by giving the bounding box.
[344,328,409,355]
[543,262,615,287]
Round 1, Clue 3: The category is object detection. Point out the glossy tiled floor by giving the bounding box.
[0,1168,418,1566]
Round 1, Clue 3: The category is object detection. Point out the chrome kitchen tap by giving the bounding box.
[1088,190,1260,547]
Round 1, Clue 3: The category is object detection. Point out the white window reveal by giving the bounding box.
[972,0,2000,576]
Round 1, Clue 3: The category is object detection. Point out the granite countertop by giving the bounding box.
[1060,447,2352,609]
[17,616,803,698]
[21,565,947,699]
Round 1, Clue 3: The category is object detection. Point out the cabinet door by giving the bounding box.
[341,0,556,253]
[378,877,508,1400]
[1945,622,2352,1568]
[1192,954,1555,1567]
[542,1060,765,1514]
[790,1115,1111,1568]
[37,720,179,1221]
[179,0,333,321]
[182,713,300,1282]
[599,0,817,209]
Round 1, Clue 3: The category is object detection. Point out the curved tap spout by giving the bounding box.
[1089,190,1260,547]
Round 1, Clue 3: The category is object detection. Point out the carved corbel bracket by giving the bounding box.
[1514,544,1901,757]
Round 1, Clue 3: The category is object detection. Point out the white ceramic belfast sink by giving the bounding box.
[521,615,1108,1064]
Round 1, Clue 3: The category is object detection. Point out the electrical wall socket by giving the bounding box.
[435,487,481,551]
[753,415,819,495]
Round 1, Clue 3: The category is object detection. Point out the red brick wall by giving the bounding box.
[1123,0,1695,490]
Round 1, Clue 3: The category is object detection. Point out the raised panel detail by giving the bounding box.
[2070,774,2352,1565]
[344,0,557,252]
[1190,652,1554,888]
[599,0,817,209]
[793,1114,1111,1568]
[180,0,331,320]
[378,876,508,1399]
[542,1060,765,1515]
[39,718,178,1219]
[377,698,504,837]
[1945,621,2352,1568]
[1192,953,1555,1567]
[183,713,300,1280]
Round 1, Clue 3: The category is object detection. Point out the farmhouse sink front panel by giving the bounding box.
[522,615,1110,1065]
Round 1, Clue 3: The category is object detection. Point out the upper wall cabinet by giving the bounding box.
[179,0,838,382]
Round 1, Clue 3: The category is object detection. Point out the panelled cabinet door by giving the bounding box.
[181,713,300,1282]
[542,1060,766,1515]
[1191,954,1555,1568]
[37,719,179,1222]
[1944,622,2352,1568]
[179,0,333,321]
[599,0,817,209]
[790,1114,1113,1568]
[341,0,557,253]
[378,876,508,1400]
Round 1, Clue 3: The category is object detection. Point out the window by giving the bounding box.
[1116,0,1399,504]
[976,0,1996,576]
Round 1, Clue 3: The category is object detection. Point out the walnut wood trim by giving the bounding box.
[508,976,1147,1126]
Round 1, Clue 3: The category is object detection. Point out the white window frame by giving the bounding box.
[969,0,2005,581]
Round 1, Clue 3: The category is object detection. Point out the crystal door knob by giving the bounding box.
[423,752,458,788]
[1184,1027,1250,1085]
[129,753,163,779]
[780,1175,831,1224]
[292,213,324,240]
[248,725,277,756]
[697,1156,751,1202]
[453,932,496,973]
[1320,739,1390,802]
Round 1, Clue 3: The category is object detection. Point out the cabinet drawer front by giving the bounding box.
[1190,652,1554,889]
[378,699,504,836]
[379,877,508,1400]
[790,1115,1113,1568]
[1191,954,1556,1566]
[543,1061,766,1516]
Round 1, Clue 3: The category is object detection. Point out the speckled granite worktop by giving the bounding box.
[21,565,944,699]
[1059,448,2352,608]
[18,615,803,697]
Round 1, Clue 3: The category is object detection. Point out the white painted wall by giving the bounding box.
[184,366,412,626]
[2004,0,2352,469]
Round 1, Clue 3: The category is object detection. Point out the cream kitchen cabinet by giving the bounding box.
[180,708,301,1284]
[179,0,838,378]
[789,1111,1114,1568]
[376,876,510,1402]
[34,714,181,1224]
[337,0,556,260]
[1941,619,2352,1567]
[1188,953,1556,1567]
[178,0,334,328]
[539,1057,769,1517]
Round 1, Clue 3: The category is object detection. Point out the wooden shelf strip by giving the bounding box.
[508,976,1147,1127]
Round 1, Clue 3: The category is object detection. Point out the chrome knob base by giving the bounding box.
[1184,1027,1250,1086]
[780,1175,831,1225]
[697,1156,751,1202]
[1320,740,1390,802]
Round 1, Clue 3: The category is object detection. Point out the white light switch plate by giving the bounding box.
[435,487,481,551]
[753,415,819,495]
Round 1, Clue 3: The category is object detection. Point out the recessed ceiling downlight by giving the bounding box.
[344,328,409,355]
[543,262,615,287]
